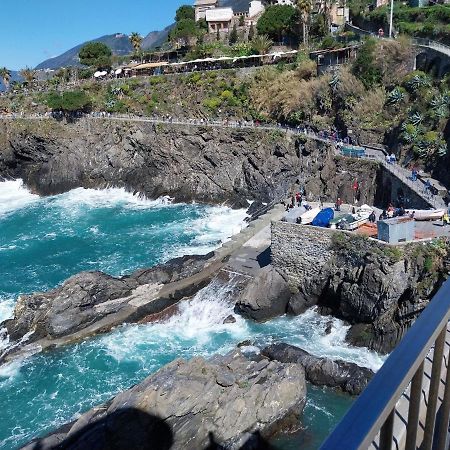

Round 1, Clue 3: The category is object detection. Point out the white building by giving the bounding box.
[194,0,219,22]
[248,1,265,20]
[206,7,234,33]
[266,0,295,5]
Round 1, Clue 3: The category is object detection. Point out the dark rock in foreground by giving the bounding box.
[1,253,216,361]
[22,350,307,450]
[262,343,374,395]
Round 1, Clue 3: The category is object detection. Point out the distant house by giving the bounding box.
[265,0,295,5]
[248,0,266,23]
[206,7,234,33]
[375,0,389,7]
[330,2,350,26]
[195,0,219,22]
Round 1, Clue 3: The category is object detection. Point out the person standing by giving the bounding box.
[335,197,342,211]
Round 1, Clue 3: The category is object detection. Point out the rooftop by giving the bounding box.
[195,0,218,6]
[206,7,234,21]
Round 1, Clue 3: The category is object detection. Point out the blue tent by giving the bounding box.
[311,208,335,227]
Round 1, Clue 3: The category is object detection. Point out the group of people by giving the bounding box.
[379,204,408,221]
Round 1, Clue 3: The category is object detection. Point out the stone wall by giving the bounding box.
[271,222,335,288]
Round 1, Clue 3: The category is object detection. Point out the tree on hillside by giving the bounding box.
[169,18,199,46]
[352,38,382,88]
[0,67,11,90]
[19,67,36,85]
[256,5,298,43]
[129,32,143,56]
[248,23,255,41]
[251,35,273,55]
[295,0,312,46]
[79,42,112,70]
[175,5,195,22]
[229,23,238,45]
[46,90,92,116]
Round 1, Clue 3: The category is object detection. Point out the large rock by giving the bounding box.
[22,350,307,450]
[1,253,215,360]
[0,119,374,209]
[234,266,291,322]
[262,343,374,395]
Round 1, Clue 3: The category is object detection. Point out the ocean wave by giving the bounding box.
[49,186,173,211]
[0,180,40,218]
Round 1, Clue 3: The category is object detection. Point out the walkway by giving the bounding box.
[362,148,447,209]
[1,113,446,209]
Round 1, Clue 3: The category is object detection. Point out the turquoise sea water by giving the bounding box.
[0,180,384,449]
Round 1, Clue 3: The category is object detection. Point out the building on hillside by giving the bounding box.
[195,0,219,22]
[206,7,234,32]
[375,0,389,7]
[248,0,266,23]
[265,0,295,5]
[330,2,350,26]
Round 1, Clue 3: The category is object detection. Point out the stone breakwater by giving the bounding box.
[0,119,379,207]
[271,222,449,353]
[22,349,307,450]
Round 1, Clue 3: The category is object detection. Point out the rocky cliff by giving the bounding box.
[0,119,379,207]
[271,223,449,353]
[22,349,307,450]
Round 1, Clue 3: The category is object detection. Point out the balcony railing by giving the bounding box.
[321,278,450,450]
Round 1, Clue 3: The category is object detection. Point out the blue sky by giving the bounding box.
[0,0,190,70]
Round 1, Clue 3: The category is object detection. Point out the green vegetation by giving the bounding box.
[360,3,450,43]
[129,32,143,57]
[169,5,205,46]
[45,90,92,115]
[256,5,298,43]
[78,42,112,70]
[352,38,381,89]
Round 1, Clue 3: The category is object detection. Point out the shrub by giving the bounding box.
[203,96,222,110]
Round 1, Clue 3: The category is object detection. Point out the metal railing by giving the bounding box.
[321,278,450,450]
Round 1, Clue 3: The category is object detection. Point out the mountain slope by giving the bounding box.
[35,34,133,70]
[142,25,173,50]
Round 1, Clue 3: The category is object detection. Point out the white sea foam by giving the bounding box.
[169,206,248,258]
[50,186,172,211]
[0,298,15,323]
[258,308,386,371]
[101,277,247,362]
[0,180,39,218]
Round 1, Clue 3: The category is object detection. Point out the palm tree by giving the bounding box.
[296,0,312,47]
[19,67,36,86]
[251,35,273,55]
[129,32,143,57]
[0,67,11,90]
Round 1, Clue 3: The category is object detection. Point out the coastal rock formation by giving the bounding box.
[22,350,307,450]
[1,253,217,360]
[262,343,374,395]
[271,222,449,353]
[234,265,291,321]
[0,119,379,207]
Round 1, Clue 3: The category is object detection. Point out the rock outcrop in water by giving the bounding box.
[0,119,379,207]
[22,349,307,450]
[261,343,374,395]
[234,265,291,322]
[1,253,220,361]
[271,222,450,353]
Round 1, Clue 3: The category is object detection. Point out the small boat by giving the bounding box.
[297,207,321,224]
[405,209,446,221]
[332,213,368,231]
[312,208,334,227]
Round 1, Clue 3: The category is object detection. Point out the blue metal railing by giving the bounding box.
[321,278,450,450]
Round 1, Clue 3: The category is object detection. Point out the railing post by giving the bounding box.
[380,409,395,450]
[436,341,450,450]
[405,361,424,450]
[422,327,447,450]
